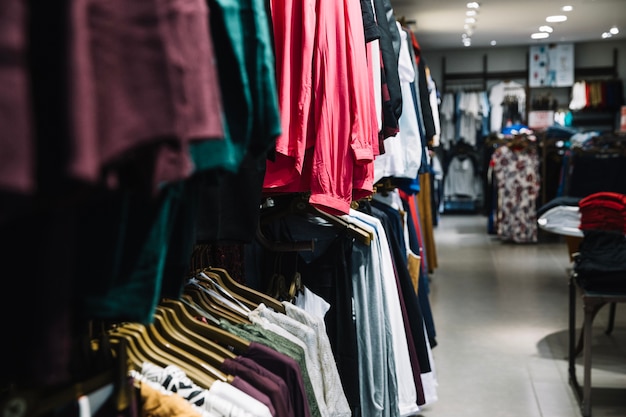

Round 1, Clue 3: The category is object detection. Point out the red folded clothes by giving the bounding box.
[578,192,626,233]
[579,191,626,208]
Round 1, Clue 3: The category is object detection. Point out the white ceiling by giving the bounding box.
[391,0,626,51]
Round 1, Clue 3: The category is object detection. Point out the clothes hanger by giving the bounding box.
[131,319,232,384]
[260,193,372,246]
[192,273,253,316]
[184,287,245,325]
[113,322,221,389]
[286,194,373,246]
[160,296,251,354]
[195,269,259,312]
[108,335,146,372]
[202,267,287,314]
[109,324,217,388]
[109,324,163,368]
[265,251,304,303]
[287,268,304,303]
[256,223,316,252]
[151,308,230,368]
[194,268,257,311]
[265,255,292,303]
[156,304,237,360]
[184,280,251,325]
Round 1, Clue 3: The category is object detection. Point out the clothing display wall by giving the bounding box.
[0,0,441,415]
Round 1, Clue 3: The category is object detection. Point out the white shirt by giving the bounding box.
[250,303,330,417]
[537,205,583,237]
[373,22,422,183]
[140,362,264,417]
[283,302,352,417]
[489,80,526,132]
[294,285,331,320]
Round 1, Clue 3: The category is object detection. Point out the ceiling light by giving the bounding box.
[546,15,567,23]
[466,10,477,16]
[602,32,613,39]
[539,26,553,33]
[465,17,476,24]
[610,26,619,35]
[562,5,573,12]
[466,2,480,9]
[490,40,497,46]
[531,32,550,39]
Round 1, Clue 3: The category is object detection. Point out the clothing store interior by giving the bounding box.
[2,1,626,417]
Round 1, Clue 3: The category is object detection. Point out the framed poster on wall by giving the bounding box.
[529,43,574,87]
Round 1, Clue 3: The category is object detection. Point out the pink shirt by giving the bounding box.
[264,0,377,214]
[263,0,317,188]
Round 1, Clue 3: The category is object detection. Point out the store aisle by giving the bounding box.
[418,214,626,417]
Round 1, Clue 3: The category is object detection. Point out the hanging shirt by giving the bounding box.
[283,302,352,417]
[220,320,321,417]
[294,286,331,320]
[488,81,526,133]
[345,214,398,417]
[439,92,456,149]
[569,81,588,111]
[348,210,420,417]
[263,0,317,187]
[443,155,481,201]
[222,357,294,417]
[374,22,422,183]
[138,378,214,417]
[140,362,272,417]
[70,0,226,190]
[241,342,312,417]
[264,0,377,215]
[249,305,331,417]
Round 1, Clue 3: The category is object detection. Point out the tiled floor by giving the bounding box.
[417,214,626,417]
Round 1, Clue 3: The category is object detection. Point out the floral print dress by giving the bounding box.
[491,144,541,243]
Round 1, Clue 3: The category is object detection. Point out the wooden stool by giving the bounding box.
[568,271,626,417]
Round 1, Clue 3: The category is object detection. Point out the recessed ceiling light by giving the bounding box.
[610,26,619,35]
[465,17,476,24]
[531,32,550,39]
[490,40,497,46]
[466,10,477,16]
[539,26,553,33]
[467,2,480,9]
[562,5,573,12]
[546,15,567,23]
[602,32,613,39]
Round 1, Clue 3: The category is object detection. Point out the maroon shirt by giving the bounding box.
[222,357,293,417]
[242,342,312,417]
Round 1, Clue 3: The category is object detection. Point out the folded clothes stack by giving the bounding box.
[578,191,626,233]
